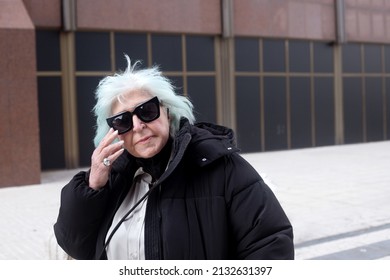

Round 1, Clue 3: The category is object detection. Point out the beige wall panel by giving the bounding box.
[76,0,221,34]
[23,0,62,28]
[0,1,40,187]
[234,0,335,40]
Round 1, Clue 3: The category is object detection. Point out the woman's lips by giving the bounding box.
[136,136,153,144]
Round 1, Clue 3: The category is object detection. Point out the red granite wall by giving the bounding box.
[21,0,390,43]
[0,0,40,187]
[76,0,222,34]
[234,0,336,40]
[345,0,390,43]
[22,0,62,28]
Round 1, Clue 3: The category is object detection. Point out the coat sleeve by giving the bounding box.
[53,171,111,260]
[225,154,294,259]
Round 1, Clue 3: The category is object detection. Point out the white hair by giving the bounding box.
[93,55,195,147]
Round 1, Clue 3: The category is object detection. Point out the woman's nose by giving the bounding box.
[132,114,145,131]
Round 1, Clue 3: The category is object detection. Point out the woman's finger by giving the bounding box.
[101,140,124,160]
[108,147,125,164]
[96,128,119,152]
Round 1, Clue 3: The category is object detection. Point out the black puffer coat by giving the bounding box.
[54,120,294,259]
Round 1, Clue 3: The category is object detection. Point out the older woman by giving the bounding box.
[54,56,294,260]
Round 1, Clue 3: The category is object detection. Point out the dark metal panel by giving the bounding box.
[75,32,111,71]
[314,77,335,146]
[186,35,215,71]
[289,41,310,73]
[152,34,182,71]
[168,76,184,96]
[234,38,259,72]
[387,78,390,140]
[36,30,61,71]
[313,42,334,73]
[290,77,312,148]
[365,77,384,141]
[264,77,287,151]
[37,77,65,169]
[235,76,261,152]
[364,45,382,73]
[385,46,390,73]
[187,76,216,123]
[115,33,148,70]
[342,44,362,73]
[76,77,103,167]
[263,39,285,72]
[343,77,363,143]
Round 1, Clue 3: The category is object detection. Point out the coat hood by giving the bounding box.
[181,120,240,167]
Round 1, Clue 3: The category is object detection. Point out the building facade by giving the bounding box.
[1,0,390,187]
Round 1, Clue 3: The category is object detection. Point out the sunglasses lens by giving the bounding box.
[137,101,160,122]
[111,112,133,134]
[106,97,160,134]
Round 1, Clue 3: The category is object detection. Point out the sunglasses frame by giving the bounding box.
[106,96,160,134]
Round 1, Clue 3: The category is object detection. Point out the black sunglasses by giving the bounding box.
[106,96,160,134]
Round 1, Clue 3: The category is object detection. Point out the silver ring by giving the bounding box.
[103,157,111,167]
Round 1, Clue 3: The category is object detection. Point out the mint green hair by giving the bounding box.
[93,55,195,147]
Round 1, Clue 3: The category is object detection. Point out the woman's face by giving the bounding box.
[111,90,170,159]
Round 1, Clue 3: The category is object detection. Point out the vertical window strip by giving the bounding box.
[181,34,188,97]
[285,40,291,149]
[259,38,265,152]
[110,31,116,72]
[361,44,367,142]
[310,42,316,147]
[381,45,387,140]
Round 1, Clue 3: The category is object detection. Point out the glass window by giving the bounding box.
[342,44,362,73]
[365,77,383,141]
[290,77,312,148]
[264,77,287,150]
[289,41,310,73]
[186,36,214,71]
[36,30,61,71]
[364,45,382,73]
[76,77,103,166]
[152,34,182,71]
[167,76,184,96]
[313,42,333,73]
[385,46,390,73]
[387,78,390,140]
[263,39,286,72]
[75,32,111,71]
[314,77,335,146]
[187,77,216,123]
[115,33,148,71]
[235,77,261,152]
[37,77,65,169]
[343,77,363,143]
[235,38,259,72]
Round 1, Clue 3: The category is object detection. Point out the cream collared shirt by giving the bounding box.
[105,168,151,260]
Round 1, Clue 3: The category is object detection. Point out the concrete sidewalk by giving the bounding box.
[1,141,390,260]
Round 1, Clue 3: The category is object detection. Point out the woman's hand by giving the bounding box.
[89,128,125,190]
